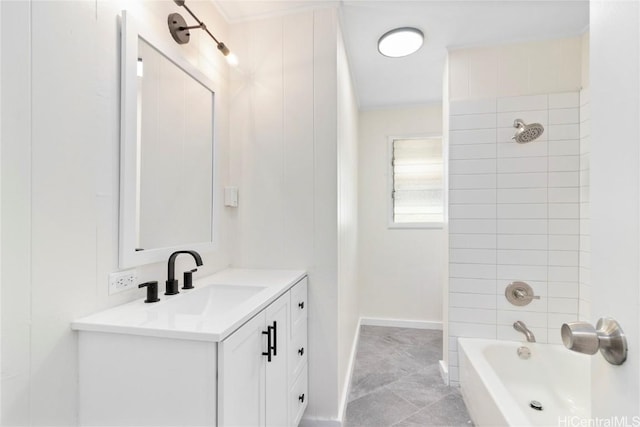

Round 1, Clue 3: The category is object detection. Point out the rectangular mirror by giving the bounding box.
[120,11,218,268]
[137,38,213,249]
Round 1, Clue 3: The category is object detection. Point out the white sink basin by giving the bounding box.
[150,284,267,316]
[71,268,306,342]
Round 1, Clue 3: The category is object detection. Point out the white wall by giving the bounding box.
[448,36,583,101]
[358,105,445,324]
[441,59,451,376]
[1,3,31,422]
[336,23,360,419]
[0,1,3,417]
[446,36,584,385]
[228,7,359,423]
[590,0,640,418]
[1,1,232,424]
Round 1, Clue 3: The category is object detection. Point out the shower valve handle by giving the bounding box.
[505,281,539,306]
[514,288,539,300]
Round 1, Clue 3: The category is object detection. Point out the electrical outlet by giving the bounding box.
[108,270,138,295]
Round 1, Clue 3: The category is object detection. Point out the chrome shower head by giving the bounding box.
[512,119,544,143]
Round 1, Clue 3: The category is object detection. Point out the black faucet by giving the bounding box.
[165,250,203,295]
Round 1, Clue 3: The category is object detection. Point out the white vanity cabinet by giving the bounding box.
[218,286,289,426]
[73,270,307,427]
[219,276,308,427]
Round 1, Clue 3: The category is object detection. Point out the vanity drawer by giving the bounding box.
[290,277,308,327]
[290,317,307,382]
[289,364,308,427]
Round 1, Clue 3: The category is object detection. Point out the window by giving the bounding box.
[390,137,444,227]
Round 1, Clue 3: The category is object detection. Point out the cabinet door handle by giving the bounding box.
[262,327,273,362]
[271,321,277,356]
[298,301,304,309]
[298,393,305,403]
[298,347,304,356]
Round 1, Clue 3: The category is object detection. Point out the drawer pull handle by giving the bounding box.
[298,301,304,309]
[298,347,304,356]
[298,393,305,403]
[271,321,277,356]
[262,327,273,362]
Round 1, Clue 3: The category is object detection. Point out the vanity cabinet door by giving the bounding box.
[219,283,303,427]
[218,310,267,427]
[265,292,290,427]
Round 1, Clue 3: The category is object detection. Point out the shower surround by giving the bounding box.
[447,91,585,385]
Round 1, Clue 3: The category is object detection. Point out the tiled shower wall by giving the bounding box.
[447,92,582,384]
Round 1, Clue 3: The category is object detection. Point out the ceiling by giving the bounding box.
[214,1,589,109]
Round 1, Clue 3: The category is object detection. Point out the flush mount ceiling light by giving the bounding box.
[377,27,424,58]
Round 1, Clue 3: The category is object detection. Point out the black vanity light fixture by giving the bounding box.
[377,27,424,58]
[168,0,238,66]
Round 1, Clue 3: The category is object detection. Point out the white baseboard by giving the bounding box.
[439,359,449,385]
[299,416,342,427]
[338,317,361,423]
[360,317,443,330]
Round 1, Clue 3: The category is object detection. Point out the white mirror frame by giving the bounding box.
[119,10,219,268]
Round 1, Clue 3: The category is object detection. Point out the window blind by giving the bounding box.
[392,138,443,223]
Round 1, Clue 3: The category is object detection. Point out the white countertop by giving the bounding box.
[71,268,307,342]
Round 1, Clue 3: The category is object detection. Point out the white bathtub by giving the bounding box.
[458,338,590,426]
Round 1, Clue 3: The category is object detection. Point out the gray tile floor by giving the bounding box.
[344,326,472,427]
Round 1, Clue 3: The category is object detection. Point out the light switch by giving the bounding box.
[224,186,239,207]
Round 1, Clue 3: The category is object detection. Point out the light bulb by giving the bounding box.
[226,52,239,67]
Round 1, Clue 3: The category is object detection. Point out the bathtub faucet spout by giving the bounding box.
[514,321,536,342]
